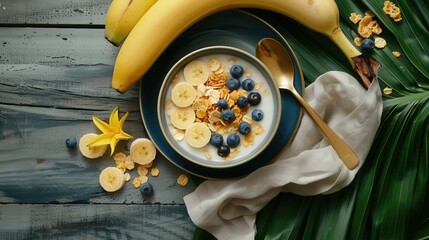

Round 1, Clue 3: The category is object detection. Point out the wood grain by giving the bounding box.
[0,28,196,204]
[0,0,108,25]
[0,204,194,239]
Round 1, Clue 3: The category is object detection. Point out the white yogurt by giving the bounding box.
[163,53,277,164]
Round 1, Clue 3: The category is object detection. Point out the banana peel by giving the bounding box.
[353,55,381,89]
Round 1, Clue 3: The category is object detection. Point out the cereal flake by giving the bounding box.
[177,174,189,186]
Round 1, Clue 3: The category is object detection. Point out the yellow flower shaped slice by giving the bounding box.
[88,107,133,155]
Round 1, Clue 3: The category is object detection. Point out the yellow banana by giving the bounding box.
[105,0,157,46]
[112,0,361,93]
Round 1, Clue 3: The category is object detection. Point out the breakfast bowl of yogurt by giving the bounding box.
[157,46,281,169]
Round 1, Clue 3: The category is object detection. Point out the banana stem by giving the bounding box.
[329,27,361,68]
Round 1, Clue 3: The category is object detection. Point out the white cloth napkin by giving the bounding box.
[184,71,383,240]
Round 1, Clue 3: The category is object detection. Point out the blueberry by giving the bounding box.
[230,64,244,78]
[226,134,240,148]
[217,144,231,157]
[361,38,375,53]
[238,122,252,135]
[247,92,262,106]
[241,79,255,91]
[139,182,153,196]
[217,99,228,109]
[236,96,248,109]
[251,109,264,121]
[221,109,235,123]
[65,136,77,149]
[210,133,224,147]
[226,78,240,90]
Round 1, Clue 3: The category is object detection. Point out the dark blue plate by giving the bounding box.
[139,10,304,179]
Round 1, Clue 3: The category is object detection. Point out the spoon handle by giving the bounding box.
[291,90,359,170]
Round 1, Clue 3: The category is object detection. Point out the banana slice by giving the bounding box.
[79,133,107,159]
[183,60,209,86]
[99,166,126,192]
[171,82,197,107]
[185,122,211,148]
[130,138,157,165]
[170,106,196,129]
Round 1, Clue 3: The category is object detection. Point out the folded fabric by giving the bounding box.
[184,71,383,240]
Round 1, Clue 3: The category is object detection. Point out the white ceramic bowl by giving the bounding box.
[157,46,281,168]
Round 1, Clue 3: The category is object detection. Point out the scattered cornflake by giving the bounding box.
[358,15,382,38]
[116,162,127,172]
[204,150,212,159]
[225,148,239,161]
[132,177,142,188]
[383,87,393,95]
[242,115,253,124]
[177,174,189,186]
[392,51,401,58]
[214,65,225,75]
[208,58,221,71]
[171,128,185,141]
[374,37,387,48]
[165,98,172,110]
[142,161,153,168]
[254,83,262,90]
[228,57,237,62]
[172,73,180,84]
[263,88,269,96]
[354,37,363,47]
[125,156,135,170]
[349,13,363,24]
[137,165,149,176]
[113,152,127,163]
[244,67,252,77]
[124,173,131,182]
[252,124,265,135]
[383,1,402,22]
[150,167,160,177]
[140,175,149,183]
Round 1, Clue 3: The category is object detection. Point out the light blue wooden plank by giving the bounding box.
[0,204,195,239]
[0,28,196,204]
[0,0,108,25]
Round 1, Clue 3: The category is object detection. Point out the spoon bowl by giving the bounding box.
[256,38,359,170]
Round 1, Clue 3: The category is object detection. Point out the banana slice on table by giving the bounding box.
[183,60,209,86]
[171,82,197,107]
[79,133,107,159]
[170,106,195,129]
[185,122,211,148]
[130,138,157,165]
[99,166,126,192]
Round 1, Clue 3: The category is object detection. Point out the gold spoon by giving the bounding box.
[256,38,359,170]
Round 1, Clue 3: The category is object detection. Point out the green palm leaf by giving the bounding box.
[193,0,429,239]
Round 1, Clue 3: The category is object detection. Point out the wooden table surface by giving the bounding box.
[0,1,197,239]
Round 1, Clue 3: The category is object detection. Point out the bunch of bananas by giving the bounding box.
[105,0,361,94]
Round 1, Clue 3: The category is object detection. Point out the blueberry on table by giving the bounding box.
[226,134,240,148]
[65,136,77,149]
[230,64,244,78]
[251,109,264,121]
[221,109,236,123]
[139,182,153,196]
[217,144,231,157]
[238,122,252,135]
[210,133,224,147]
[247,92,262,106]
[226,78,240,90]
[361,38,375,53]
[241,78,255,91]
[236,96,248,109]
[217,99,228,109]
